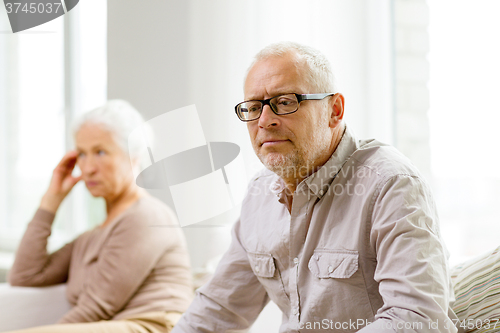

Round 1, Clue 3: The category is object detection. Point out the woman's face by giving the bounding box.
[75,123,134,201]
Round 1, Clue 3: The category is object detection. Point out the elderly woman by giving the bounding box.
[7,100,193,333]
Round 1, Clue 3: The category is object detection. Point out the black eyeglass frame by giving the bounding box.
[234,93,335,122]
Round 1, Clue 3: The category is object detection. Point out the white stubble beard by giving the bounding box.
[257,123,331,182]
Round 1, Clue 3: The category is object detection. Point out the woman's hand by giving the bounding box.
[39,151,82,213]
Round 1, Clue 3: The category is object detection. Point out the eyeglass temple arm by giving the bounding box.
[298,93,335,101]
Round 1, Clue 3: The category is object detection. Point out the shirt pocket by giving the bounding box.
[308,249,359,279]
[247,252,290,303]
[247,252,276,278]
[306,248,373,325]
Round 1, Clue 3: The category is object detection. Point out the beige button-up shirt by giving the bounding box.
[174,126,458,333]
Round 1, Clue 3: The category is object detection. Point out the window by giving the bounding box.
[428,0,500,265]
[0,16,66,252]
[0,0,107,270]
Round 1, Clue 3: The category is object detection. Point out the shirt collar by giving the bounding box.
[305,125,359,198]
[269,125,359,200]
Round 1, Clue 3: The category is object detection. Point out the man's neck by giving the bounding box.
[280,123,346,204]
[281,170,314,195]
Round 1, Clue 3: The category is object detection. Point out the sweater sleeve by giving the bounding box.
[58,210,172,323]
[8,209,74,286]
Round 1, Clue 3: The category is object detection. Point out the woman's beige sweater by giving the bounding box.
[8,196,193,323]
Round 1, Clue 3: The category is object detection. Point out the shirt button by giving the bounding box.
[319,189,324,195]
[292,308,299,315]
[293,257,299,265]
[255,266,260,273]
[328,265,334,273]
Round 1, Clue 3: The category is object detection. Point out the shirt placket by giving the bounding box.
[288,186,310,331]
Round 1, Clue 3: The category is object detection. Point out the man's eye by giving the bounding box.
[97,150,106,156]
[277,98,294,106]
[246,103,261,113]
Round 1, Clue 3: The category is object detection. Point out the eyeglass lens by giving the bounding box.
[238,94,298,121]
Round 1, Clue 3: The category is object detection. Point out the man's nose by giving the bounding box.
[258,104,280,128]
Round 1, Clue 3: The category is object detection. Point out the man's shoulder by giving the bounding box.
[350,138,424,181]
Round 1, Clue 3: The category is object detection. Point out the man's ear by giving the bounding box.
[329,93,345,128]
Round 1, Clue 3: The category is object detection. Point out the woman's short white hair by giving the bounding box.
[72,100,146,159]
[247,41,337,93]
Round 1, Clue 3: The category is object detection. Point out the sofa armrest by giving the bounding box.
[0,283,72,332]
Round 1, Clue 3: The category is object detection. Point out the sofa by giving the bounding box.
[0,246,499,333]
[0,284,71,332]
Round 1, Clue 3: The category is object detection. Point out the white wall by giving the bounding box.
[107,0,230,271]
[107,0,192,117]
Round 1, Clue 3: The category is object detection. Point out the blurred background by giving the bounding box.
[1,0,500,329]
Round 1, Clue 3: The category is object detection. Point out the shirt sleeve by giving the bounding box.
[358,174,457,333]
[8,209,73,286]
[172,219,270,333]
[58,210,172,323]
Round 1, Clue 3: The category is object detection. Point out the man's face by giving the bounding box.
[244,54,333,181]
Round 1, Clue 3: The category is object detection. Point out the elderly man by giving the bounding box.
[173,42,457,333]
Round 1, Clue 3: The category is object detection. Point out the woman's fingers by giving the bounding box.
[66,175,83,189]
[41,152,82,213]
[55,151,78,173]
[53,152,80,183]
[49,151,81,191]
[57,150,77,166]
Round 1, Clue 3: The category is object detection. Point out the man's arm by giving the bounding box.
[173,219,270,333]
[358,174,457,333]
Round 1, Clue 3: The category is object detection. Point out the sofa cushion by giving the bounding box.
[0,283,71,332]
[451,246,500,333]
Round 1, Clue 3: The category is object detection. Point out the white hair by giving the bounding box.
[72,99,146,159]
[246,41,338,93]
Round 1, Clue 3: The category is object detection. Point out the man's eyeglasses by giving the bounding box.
[234,93,334,122]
